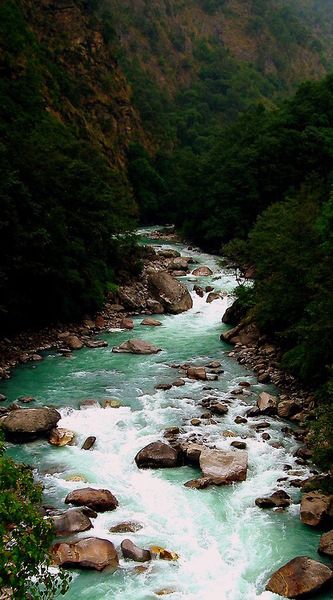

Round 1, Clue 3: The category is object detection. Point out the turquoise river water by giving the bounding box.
[0,231,330,600]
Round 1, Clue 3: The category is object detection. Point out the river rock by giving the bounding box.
[121,539,151,562]
[146,299,164,314]
[81,436,96,450]
[266,556,333,598]
[300,492,333,526]
[257,392,277,415]
[51,537,119,571]
[147,271,193,314]
[277,399,302,418]
[199,449,248,484]
[230,441,247,450]
[120,318,134,330]
[51,508,93,536]
[79,399,101,410]
[158,249,180,259]
[66,335,84,350]
[192,266,213,276]
[2,407,61,442]
[49,427,75,446]
[104,399,121,408]
[234,416,247,424]
[17,395,35,404]
[319,530,333,557]
[141,317,162,326]
[65,488,119,512]
[168,257,190,271]
[222,322,260,346]
[110,522,143,534]
[222,299,246,326]
[155,383,172,391]
[85,340,108,348]
[255,490,291,509]
[112,339,162,354]
[135,441,179,468]
[184,478,211,489]
[210,402,228,415]
[194,284,204,297]
[206,292,220,303]
[172,378,185,387]
[186,366,207,380]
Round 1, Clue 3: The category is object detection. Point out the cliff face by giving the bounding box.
[18,0,144,166]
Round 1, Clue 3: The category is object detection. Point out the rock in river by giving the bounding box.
[135,441,179,468]
[52,537,119,571]
[257,392,277,415]
[199,449,248,485]
[192,266,213,276]
[1,407,61,442]
[148,271,193,314]
[319,530,333,557]
[121,539,151,562]
[300,491,333,526]
[65,488,119,512]
[112,339,162,354]
[266,556,333,598]
[49,427,75,446]
[255,490,291,509]
[51,508,93,536]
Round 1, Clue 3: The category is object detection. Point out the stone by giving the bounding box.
[185,443,203,466]
[135,441,179,468]
[192,266,213,276]
[141,317,162,326]
[155,383,172,391]
[210,403,228,415]
[266,556,333,598]
[2,407,61,442]
[150,546,179,561]
[223,430,237,437]
[300,492,333,526]
[262,432,271,441]
[222,322,260,346]
[85,340,108,348]
[255,490,291,509]
[65,488,118,512]
[172,378,185,387]
[168,257,190,271]
[80,399,101,410]
[109,522,143,534]
[186,366,207,380]
[146,299,164,314]
[257,392,277,415]
[191,418,201,426]
[120,318,134,330]
[66,335,84,350]
[184,478,211,489]
[206,361,221,369]
[277,399,301,418]
[318,530,333,557]
[158,249,180,258]
[121,539,151,562]
[148,271,193,314]
[81,436,96,450]
[51,508,93,536]
[155,589,177,596]
[234,416,247,424]
[199,449,248,485]
[206,292,220,303]
[230,441,247,450]
[194,285,204,297]
[49,427,75,447]
[222,299,246,326]
[51,537,119,571]
[17,395,35,404]
[112,339,162,354]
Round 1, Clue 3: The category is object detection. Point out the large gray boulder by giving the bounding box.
[2,407,61,442]
[266,556,333,598]
[65,488,118,512]
[199,449,248,485]
[112,339,162,354]
[148,271,193,314]
[135,441,179,468]
[51,537,119,571]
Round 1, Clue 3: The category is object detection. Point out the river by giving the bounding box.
[1,230,329,600]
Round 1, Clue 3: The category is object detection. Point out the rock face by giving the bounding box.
[257,392,277,415]
[112,339,162,354]
[65,488,119,512]
[49,427,75,446]
[121,539,151,562]
[52,537,119,571]
[300,492,333,526]
[192,266,213,276]
[199,449,248,484]
[255,490,291,509]
[266,556,333,598]
[135,441,179,468]
[148,271,193,314]
[2,407,61,442]
[319,530,333,557]
[51,508,93,536]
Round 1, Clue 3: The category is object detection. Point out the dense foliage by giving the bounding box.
[0,436,70,598]
[0,0,138,332]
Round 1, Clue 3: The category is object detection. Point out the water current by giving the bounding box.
[1,230,329,600]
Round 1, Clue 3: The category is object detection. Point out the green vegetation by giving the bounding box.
[0,435,70,598]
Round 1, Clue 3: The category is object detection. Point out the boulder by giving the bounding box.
[81,436,96,450]
[255,490,291,509]
[51,537,119,571]
[222,322,260,346]
[266,556,333,598]
[158,249,180,259]
[155,384,172,391]
[66,335,84,350]
[112,339,162,354]
[230,441,247,450]
[186,366,207,381]
[51,508,93,536]
[257,392,277,415]
[104,399,121,408]
[150,546,179,561]
[222,299,246,326]
[79,399,101,410]
[319,530,333,557]
[184,478,211,489]
[2,407,61,442]
[17,395,35,404]
[168,257,190,271]
[49,427,75,447]
[121,539,151,562]
[141,317,162,326]
[277,399,302,418]
[300,492,333,526]
[146,299,164,314]
[65,488,118,512]
[192,266,213,276]
[234,416,247,424]
[120,318,134,330]
[135,441,179,469]
[199,449,248,485]
[206,292,220,303]
[148,271,193,314]
[85,340,108,349]
[194,285,204,297]
[210,402,228,416]
[172,378,185,387]
[109,522,143,534]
